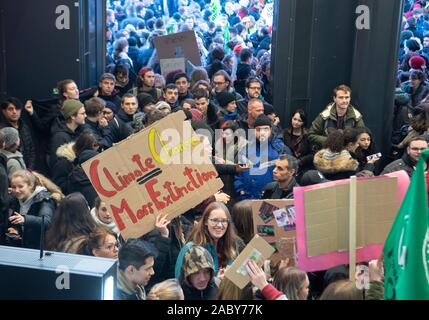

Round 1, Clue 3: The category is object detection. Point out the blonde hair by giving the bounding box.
[147,279,184,300]
[216,277,253,300]
[10,170,64,202]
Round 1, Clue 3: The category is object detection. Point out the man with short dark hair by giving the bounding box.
[117,94,144,132]
[116,238,157,300]
[163,84,180,112]
[308,84,365,150]
[0,98,37,169]
[236,76,271,116]
[234,48,255,97]
[97,73,122,109]
[261,154,299,199]
[210,70,242,107]
[174,72,193,103]
[194,88,210,117]
[381,136,428,177]
[83,97,114,150]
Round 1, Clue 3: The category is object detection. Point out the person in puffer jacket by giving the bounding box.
[313,130,359,181]
[235,115,292,200]
[175,244,218,300]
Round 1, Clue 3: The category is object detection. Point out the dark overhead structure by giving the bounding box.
[271,0,403,156]
[0,0,105,101]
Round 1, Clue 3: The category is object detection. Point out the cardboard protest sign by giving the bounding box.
[224,235,275,289]
[153,31,201,66]
[160,58,186,78]
[251,200,296,265]
[82,111,223,239]
[295,171,410,272]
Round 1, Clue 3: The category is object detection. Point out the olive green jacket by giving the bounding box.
[308,103,365,149]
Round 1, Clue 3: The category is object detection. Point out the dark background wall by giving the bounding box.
[271,0,403,157]
[0,0,105,101]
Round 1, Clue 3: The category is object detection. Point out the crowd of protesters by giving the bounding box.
[1,0,427,301]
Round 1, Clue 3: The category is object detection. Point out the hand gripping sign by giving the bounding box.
[82,111,223,239]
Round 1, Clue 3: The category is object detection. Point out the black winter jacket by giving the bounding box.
[261,178,299,199]
[0,118,36,169]
[49,118,87,168]
[9,190,56,249]
[181,281,218,300]
[68,150,99,207]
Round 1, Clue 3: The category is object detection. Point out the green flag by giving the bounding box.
[211,0,221,22]
[223,21,231,54]
[383,149,429,300]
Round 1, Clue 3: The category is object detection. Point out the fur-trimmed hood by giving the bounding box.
[56,142,76,162]
[314,149,359,174]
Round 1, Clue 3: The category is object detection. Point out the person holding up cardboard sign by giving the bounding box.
[246,259,287,300]
[143,214,192,292]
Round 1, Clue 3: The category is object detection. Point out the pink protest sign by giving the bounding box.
[295,170,409,272]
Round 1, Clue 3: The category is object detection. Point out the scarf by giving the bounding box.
[19,186,47,215]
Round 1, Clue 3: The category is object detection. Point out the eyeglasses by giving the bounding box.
[99,241,119,251]
[208,218,229,226]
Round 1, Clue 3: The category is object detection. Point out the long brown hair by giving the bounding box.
[231,200,254,245]
[188,202,239,261]
[273,267,308,300]
[46,193,99,251]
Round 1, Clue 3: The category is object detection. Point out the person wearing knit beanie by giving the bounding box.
[409,55,426,70]
[0,127,20,150]
[217,91,238,121]
[254,114,272,128]
[216,91,236,109]
[137,93,156,113]
[61,99,85,120]
[254,114,273,142]
[0,127,26,173]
